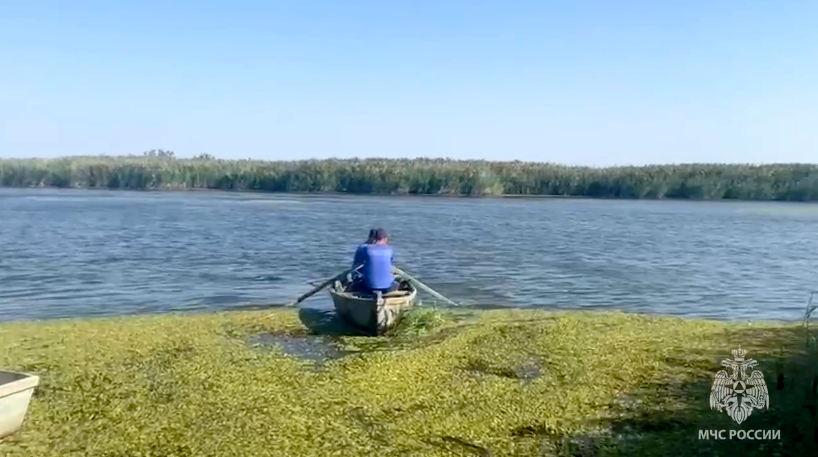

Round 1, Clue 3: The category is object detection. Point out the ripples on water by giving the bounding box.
[1,188,817,322]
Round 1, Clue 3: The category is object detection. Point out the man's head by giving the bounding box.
[373,228,388,244]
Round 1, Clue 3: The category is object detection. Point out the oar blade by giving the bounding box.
[393,266,460,307]
[286,265,362,307]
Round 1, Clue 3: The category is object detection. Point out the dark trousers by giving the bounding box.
[372,281,399,294]
[350,279,399,294]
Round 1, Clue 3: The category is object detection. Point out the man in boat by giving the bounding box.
[348,229,375,288]
[351,229,377,269]
[351,228,398,294]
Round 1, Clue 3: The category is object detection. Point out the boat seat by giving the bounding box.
[383,290,411,298]
[347,290,411,299]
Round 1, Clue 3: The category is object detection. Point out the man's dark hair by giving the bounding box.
[373,228,388,241]
[366,229,377,243]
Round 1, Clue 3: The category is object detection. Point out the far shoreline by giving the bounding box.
[3,185,818,205]
[3,156,817,202]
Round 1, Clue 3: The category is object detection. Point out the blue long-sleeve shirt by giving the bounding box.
[354,244,395,290]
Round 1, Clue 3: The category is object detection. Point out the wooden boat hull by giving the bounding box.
[329,279,417,335]
[0,371,39,439]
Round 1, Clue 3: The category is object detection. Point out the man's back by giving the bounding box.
[361,243,394,290]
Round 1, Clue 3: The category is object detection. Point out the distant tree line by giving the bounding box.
[0,155,817,201]
[142,149,176,158]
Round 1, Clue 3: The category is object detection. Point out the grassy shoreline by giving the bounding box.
[2,308,818,456]
[2,156,818,201]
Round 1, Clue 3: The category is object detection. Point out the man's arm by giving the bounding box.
[352,245,365,268]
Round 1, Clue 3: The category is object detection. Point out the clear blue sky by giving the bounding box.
[1,1,817,166]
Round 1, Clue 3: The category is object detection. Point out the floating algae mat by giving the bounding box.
[2,308,818,456]
[461,355,544,382]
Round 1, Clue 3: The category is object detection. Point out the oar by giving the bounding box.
[286,265,362,307]
[392,266,460,307]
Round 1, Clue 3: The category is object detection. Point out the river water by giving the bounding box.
[1,188,817,322]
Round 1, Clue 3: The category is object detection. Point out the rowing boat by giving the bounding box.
[329,276,417,335]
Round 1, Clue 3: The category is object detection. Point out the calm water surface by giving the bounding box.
[1,188,817,322]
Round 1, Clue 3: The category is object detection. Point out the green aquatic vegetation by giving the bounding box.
[388,307,448,337]
[1,309,817,456]
[2,156,818,200]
